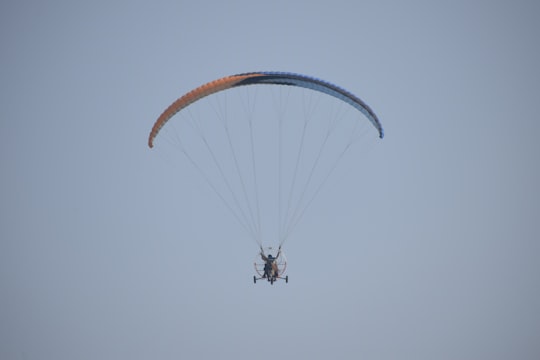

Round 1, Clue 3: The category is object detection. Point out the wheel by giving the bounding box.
[285,275,288,283]
[253,276,257,284]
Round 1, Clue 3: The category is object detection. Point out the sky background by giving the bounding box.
[2,1,540,359]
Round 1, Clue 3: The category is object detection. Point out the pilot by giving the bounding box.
[260,250,280,278]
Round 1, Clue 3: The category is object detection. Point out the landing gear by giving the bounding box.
[253,274,288,284]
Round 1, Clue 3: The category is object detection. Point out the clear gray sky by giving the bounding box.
[2,1,539,359]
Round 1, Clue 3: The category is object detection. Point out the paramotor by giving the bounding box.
[148,71,383,282]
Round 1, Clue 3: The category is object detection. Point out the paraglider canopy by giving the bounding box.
[148,72,383,149]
